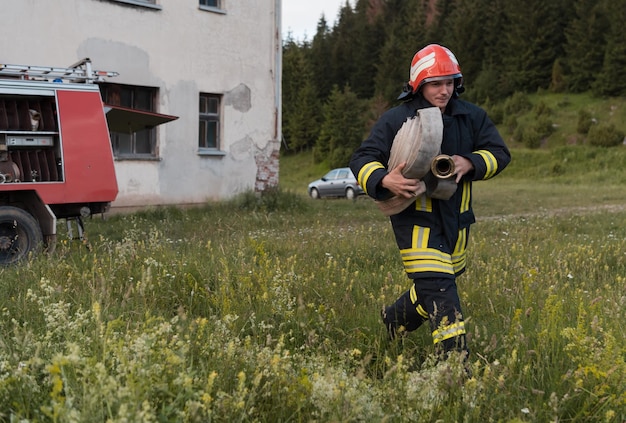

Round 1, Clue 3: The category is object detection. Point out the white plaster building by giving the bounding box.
[0,0,282,208]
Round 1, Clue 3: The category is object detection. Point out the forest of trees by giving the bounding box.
[281,0,626,168]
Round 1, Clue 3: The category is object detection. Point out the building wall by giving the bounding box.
[0,0,281,207]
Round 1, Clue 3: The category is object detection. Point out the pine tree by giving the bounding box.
[285,82,322,153]
[374,0,428,103]
[329,2,359,94]
[439,0,487,90]
[456,0,509,103]
[349,0,387,99]
[281,39,321,153]
[374,31,410,102]
[315,85,367,167]
[309,16,334,100]
[501,0,567,94]
[563,0,608,92]
[592,0,626,96]
[550,58,566,93]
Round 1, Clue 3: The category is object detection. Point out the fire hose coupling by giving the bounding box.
[424,155,457,200]
[430,154,455,179]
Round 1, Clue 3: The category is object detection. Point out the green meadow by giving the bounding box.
[0,145,624,422]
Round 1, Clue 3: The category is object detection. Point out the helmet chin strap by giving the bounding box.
[455,78,465,95]
[396,82,414,101]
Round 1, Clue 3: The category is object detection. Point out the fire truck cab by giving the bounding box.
[0,58,175,265]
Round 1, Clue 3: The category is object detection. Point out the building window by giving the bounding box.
[107,0,161,10]
[199,0,226,15]
[100,83,159,158]
[199,94,221,150]
[200,0,220,7]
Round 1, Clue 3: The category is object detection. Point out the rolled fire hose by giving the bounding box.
[375,107,457,216]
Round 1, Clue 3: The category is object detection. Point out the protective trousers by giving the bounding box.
[384,277,468,356]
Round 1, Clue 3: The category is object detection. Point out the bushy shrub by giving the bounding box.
[483,99,504,125]
[469,67,500,104]
[519,115,555,149]
[520,126,542,149]
[576,109,594,135]
[533,100,553,117]
[587,123,625,147]
[550,162,565,175]
[504,114,519,135]
[512,123,524,144]
[549,59,566,93]
[536,115,556,135]
[503,92,532,116]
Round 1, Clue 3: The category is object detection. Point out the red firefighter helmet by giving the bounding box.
[408,44,463,93]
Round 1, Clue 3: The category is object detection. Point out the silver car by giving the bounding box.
[308,167,365,200]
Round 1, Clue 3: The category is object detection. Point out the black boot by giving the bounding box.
[381,290,428,340]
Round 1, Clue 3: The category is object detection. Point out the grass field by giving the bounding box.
[0,144,624,421]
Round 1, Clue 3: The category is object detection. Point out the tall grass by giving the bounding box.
[0,147,625,421]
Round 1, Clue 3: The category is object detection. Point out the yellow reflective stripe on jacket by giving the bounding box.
[452,227,468,274]
[475,150,498,179]
[412,225,429,249]
[415,193,432,212]
[357,162,385,195]
[460,181,470,213]
[452,252,466,274]
[432,321,466,344]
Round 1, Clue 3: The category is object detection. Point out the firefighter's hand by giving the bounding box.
[452,155,475,183]
[382,162,425,198]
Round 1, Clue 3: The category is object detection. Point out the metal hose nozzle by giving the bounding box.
[431,154,455,179]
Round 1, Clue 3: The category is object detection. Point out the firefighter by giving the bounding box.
[349,44,511,358]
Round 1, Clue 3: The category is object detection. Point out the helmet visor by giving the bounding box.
[420,74,462,86]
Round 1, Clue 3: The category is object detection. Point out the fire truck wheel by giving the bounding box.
[0,206,43,265]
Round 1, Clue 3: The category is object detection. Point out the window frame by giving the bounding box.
[199,0,225,14]
[99,83,160,160]
[198,93,223,155]
[106,0,162,10]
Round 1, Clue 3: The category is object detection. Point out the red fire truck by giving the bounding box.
[0,58,176,265]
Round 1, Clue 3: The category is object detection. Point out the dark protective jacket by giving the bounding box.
[350,95,511,279]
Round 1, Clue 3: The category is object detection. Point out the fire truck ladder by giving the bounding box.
[0,58,118,84]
